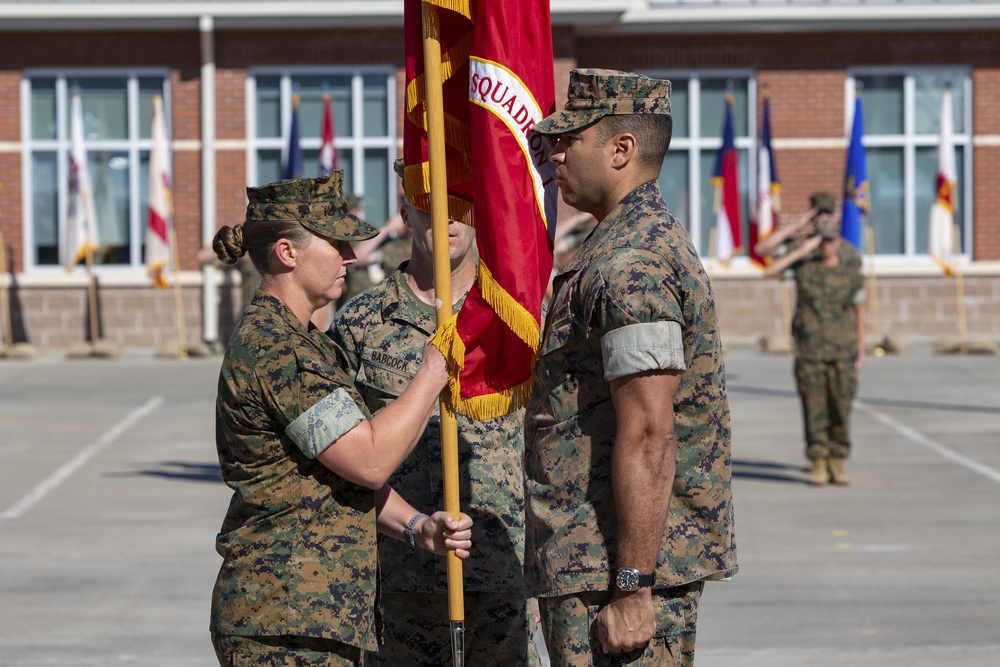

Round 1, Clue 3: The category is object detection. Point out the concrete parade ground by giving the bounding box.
[0,343,997,666]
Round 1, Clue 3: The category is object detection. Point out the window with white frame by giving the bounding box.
[24,72,169,270]
[851,70,972,258]
[248,69,397,228]
[650,74,753,257]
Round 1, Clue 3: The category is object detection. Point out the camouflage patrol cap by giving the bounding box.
[810,191,837,215]
[815,216,841,240]
[534,68,672,136]
[244,171,377,242]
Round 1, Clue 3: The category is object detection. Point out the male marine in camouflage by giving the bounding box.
[763,194,867,485]
[525,69,738,667]
[330,160,539,666]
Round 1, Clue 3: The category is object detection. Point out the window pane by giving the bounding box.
[302,148,321,179]
[74,78,129,140]
[92,150,131,264]
[138,78,164,141]
[699,152,715,256]
[914,71,965,135]
[293,76,329,140]
[868,147,904,254]
[363,75,388,137]
[340,149,355,195]
[669,79,689,139]
[32,79,57,141]
[859,75,903,135]
[955,145,965,252]
[256,77,281,138]
[914,146,936,254]
[700,79,748,139]
[363,149,390,226]
[256,149,283,186]
[32,152,59,265]
[659,151,690,233]
[139,150,151,246]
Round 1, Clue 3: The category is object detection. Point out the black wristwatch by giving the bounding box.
[615,567,655,592]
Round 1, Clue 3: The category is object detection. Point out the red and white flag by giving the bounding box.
[146,94,172,288]
[319,93,338,176]
[63,93,100,269]
[929,88,956,277]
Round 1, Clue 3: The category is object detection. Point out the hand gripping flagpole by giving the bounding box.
[422,3,465,665]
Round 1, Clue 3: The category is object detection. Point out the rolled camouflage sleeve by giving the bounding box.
[602,321,685,381]
[285,387,365,459]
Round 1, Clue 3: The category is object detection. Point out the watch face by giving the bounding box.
[617,569,639,591]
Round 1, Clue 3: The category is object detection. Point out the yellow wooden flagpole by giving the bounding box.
[779,278,792,341]
[169,229,188,359]
[84,246,100,347]
[952,223,968,351]
[0,231,14,355]
[864,223,884,354]
[421,3,465,665]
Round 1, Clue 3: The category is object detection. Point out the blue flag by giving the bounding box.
[841,94,868,248]
[282,95,303,180]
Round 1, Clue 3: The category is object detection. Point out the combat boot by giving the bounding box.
[807,457,828,486]
[828,457,850,485]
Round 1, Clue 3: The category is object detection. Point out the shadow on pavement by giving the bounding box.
[110,461,224,484]
[732,458,806,485]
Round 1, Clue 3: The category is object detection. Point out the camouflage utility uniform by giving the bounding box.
[331,269,538,666]
[525,179,737,667]
[789,239,866,461]
[212,296,376,665]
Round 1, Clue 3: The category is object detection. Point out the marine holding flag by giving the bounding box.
[328,0,556,664]
[525,69,737,667]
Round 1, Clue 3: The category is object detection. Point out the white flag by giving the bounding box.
[146,95,172,288]
[929,88,956,276]
[63,93,100,269]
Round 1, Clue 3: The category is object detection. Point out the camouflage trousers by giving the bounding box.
[366,591,540,667]
[538,582,703,667]
[794,357,857,460]
[211,633,363,666]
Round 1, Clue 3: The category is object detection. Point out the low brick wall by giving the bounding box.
[712,274,1000,344]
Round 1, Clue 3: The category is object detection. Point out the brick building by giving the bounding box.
[0,0,998,353]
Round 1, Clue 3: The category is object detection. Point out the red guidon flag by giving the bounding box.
[405,0,556,419]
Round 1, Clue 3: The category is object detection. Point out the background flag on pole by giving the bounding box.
[319,93,338,176]
[405,0,556,419]
[146,95,172,289]
[712,94,742,265]
[750,95,780,269]
[842,94,868,249]
[929,88,956,277]
[63,93,100,270]
[282,94,303,180]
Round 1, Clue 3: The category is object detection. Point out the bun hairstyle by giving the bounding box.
[212,220,313,275]
[212,225,247,266]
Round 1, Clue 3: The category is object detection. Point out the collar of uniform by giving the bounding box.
[247,292,319,336]
[557,179,661,277]
[381,267,438,335]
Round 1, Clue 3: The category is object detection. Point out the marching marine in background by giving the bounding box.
[760,192,867,486]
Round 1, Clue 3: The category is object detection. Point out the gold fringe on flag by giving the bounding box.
[476,259,539,351]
